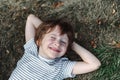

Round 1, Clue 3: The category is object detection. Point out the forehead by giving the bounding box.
[51,25,61,33]
[48,25,68,39]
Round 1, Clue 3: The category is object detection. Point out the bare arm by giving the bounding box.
[25,14,42,42]
[72,42,101,75]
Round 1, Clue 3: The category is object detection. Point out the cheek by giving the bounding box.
[65,45,69,52]
[62,46,68,52]
[43,39,53,47]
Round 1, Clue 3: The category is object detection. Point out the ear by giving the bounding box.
[36,40,41,46]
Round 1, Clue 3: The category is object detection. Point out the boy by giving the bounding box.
[9,14,101,80]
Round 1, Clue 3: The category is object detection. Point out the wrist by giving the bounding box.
[72,42,78,51]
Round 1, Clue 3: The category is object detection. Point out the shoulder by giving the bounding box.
[55,57,76,78]
[23,38,38,56]
[24,38,36,49]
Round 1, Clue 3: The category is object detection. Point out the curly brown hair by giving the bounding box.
[35,19,74,52]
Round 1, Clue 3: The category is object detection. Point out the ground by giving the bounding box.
[1,0,120,80]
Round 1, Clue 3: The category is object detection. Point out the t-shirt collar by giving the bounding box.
[38,54,55,63]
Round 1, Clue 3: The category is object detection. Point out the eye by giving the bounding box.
[51,36,56,40]
[60,40,66,46]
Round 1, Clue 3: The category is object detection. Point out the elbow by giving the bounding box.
[27,14,34,20]
[97,60,101,68]
[93,61,101,70]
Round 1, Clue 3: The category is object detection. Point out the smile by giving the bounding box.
[49,47,61,53]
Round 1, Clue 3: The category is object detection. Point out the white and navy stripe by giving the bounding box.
[9,38,76,80]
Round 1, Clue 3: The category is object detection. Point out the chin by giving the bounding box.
[48,56,56,59]
[49,55,60,59]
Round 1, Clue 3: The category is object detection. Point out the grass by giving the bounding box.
[65,45,120,80]
[91,46,120,80]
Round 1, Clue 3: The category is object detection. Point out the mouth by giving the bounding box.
[49,47,61,53]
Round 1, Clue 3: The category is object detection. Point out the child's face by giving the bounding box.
[38,25,69,59]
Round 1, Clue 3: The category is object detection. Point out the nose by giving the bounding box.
[54,40,60,47]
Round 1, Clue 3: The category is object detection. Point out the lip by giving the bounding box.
[49,47,61,53]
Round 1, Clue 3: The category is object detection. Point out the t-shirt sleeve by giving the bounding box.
[23,38,38,56]
[62,59,77,78]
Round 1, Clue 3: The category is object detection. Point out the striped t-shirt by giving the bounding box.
[9,38,76,80]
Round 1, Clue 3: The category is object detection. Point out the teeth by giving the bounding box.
[50,47,60,52]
